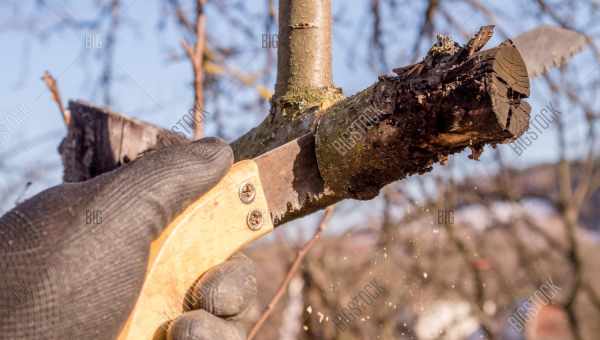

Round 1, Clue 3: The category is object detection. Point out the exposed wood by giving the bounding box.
[58,100,187,182]
[461,25,495,58]
[117,160,273,340]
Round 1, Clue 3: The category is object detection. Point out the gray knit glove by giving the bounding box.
[0,137,257,340]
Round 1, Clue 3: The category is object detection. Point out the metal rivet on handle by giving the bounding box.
[239,182,256,204]
[247,210,263,231]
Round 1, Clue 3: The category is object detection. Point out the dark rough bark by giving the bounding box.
[315,39,530,199]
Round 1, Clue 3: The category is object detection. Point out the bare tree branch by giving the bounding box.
[41,70,70,125]
[248,206,335,340]
[182,0,207,139]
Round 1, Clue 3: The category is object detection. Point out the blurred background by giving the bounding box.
[0,1,599,339]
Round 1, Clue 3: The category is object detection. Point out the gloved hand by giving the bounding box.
[0,137,257,340]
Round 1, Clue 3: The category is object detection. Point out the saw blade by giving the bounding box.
[513,25,589,78]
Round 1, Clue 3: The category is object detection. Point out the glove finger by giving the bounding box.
[95,136,234,242]
[188,253,257,318]
[167,310,245,340]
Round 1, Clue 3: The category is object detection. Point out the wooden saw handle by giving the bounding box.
[116,160,273,340]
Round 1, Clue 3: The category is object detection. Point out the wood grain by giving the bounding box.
[116,160,273,340]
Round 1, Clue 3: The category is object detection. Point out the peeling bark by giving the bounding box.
[315,38,530,199]
[58,100,187,182]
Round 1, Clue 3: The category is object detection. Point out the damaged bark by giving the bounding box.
[315,37,530,199]
[58,101,187,182]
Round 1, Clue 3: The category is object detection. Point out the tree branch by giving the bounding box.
[315,37,529,199]
[41,70,70,125]
[57,29,530,226]
[182,0,207,139]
